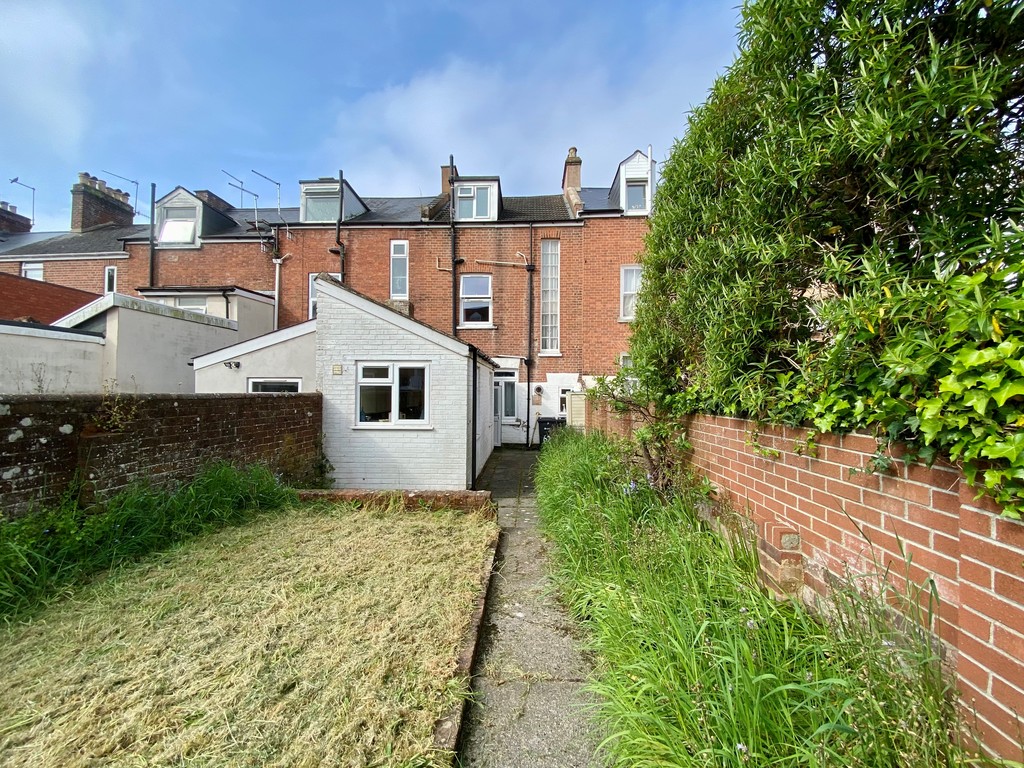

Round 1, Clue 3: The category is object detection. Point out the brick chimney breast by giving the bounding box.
[71,172,134,232]
[562,147,583,217]
[0,201,31,233]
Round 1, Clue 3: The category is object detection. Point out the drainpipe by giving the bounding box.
[272,255,282,330]
[525,222,535,448]
[449,155,458,337]
[220,288,230,318]
[332,169,346,283]
[470,345,478,490]
[148,183,156,286]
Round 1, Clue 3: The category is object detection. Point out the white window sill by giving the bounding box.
[352,424,434,431]
[458,324,496,330]
[156,243,201,250]
[538,351,562,357]
[618,317,635,324]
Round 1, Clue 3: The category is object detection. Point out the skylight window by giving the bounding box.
[158,206,197,244]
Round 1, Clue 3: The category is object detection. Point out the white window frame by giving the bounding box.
[626,181,648,213]
[494,370,518,422]
[309,272,342,319]
[559,386,573,415]
[175,296,208,314]
[355,362,429,427]
[540,239,560,353]
[300,183,341,223]
[620,265,643,321]
[21,262,43,281]
[390,240,409,300]
[157,205,198,245]
[454,184,492,220]
[459,274,493,327]
[104,265,117,294]
[248,378,301,393]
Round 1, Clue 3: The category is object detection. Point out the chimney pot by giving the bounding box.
[9,205,16,214]
[0,202,7,211]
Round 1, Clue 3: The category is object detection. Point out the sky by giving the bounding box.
[0,1,741,232]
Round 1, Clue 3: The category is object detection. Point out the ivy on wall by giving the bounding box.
[632,0,1024,516]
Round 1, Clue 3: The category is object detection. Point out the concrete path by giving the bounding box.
[458,448,602,768]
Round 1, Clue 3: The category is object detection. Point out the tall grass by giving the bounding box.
[537,430,974,767]
[0,463,296,618]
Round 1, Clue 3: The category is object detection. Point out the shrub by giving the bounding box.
[633,0,1024,516]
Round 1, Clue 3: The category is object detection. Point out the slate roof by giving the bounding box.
[348,197,436,224]
[579,187,619,213]
[428,194,572,223]
[0,224,146,256]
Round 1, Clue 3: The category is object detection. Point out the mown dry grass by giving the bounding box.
[0,499,497,768]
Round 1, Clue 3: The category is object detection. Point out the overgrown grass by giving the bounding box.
[0,498,497,767]
[0,463,296,618]
[536,430,989,767]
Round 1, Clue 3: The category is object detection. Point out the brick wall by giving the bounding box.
[586,402,1024,760]
[0,393,323,519]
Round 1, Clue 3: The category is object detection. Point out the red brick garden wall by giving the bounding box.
[0,393,323,520]
[586,401,1024,759]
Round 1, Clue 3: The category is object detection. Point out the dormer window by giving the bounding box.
[626,181,648,212]
[455,184,491,220]
[158,206,197,245]
[301,182,340,223]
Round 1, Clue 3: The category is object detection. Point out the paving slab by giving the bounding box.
[458,448,602,768]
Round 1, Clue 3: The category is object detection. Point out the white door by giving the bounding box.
[493,383,503,447]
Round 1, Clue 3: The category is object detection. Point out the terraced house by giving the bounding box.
[0,148,653,444]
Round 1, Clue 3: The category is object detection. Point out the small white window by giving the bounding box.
[559,386,573,415]
[390,240,409,299]
[356,362,428,425]
[158,206,197,244]
[620,353,633,368]
[540,239,560,352]
[302,192,340,222]
[176,296,207,314]
[21,262,43,281]
[249,379,301,393]
[104,266,117,294]
[460,274,492,326]
[455,184,491,220]
[495,370,517,421]
[309,272,342,319]
[621,265,643,320]
[626,181,648,212]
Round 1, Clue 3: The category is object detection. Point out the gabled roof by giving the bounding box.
[0,273,101,323]
[193,319,316,368]
[315,274,496,367]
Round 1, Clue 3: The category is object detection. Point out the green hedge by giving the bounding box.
[0,463,296,617]
[632,0,1024,516]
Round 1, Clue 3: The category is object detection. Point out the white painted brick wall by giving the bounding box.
[316,292,471,490]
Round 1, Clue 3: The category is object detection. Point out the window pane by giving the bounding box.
[540,240,560,351]
[503,381,516,418]
[626,183,647,210]
[462,300,490,324]
[623,267,641,293]
[622,292,637,318]
[305,195,340,221]
[251,380,299,393]
[475,186,489,216]
[159,219,195,243]
[104,267,116,293]
[177,297,207,313]
[164,206,196,221]
[398,367,425,420]
[391,257,408,297]
[457,196,474,219]
[361,365,390,380]
[359,384,391,422]
[462,275,490,297]
[22,263,43,281]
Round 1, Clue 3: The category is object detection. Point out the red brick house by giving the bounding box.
[1,149,652,443]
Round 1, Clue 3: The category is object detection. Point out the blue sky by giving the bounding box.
[1,1,740,232]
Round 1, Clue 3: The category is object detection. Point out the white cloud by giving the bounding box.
[316,5,739,197]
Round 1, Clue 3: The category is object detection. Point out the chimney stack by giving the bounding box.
[194,190,233,213]
[0,200,31,233]
[440,163,459,195]
[71,172,134,232]
[562,147,583,217]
